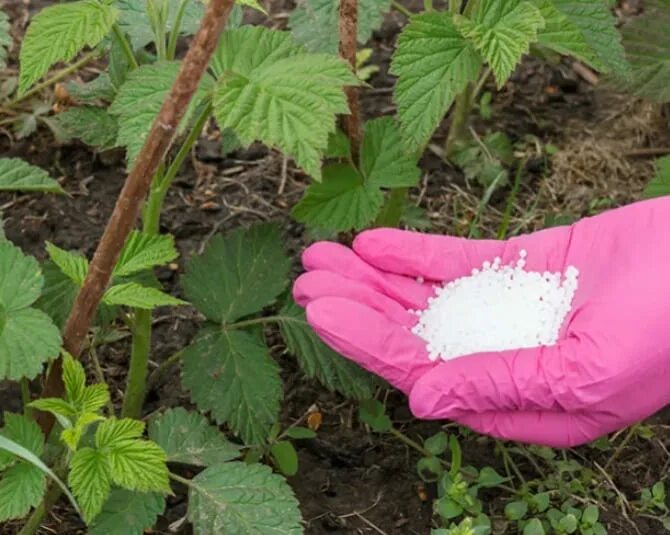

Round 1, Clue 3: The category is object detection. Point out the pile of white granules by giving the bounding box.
[411,250,579,361]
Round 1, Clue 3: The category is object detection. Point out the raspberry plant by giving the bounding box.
[0,0,653,533]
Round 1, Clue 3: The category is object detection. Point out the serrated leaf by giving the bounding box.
[182,328,282,445]
[102,282,186,309]
[0,242,42,312]
[0,413,44,464]
[278,298,374,399]
[0,158,63,193]
[63,351,87,405]
[66,74,116,103]
[18,0,117,95]
[211,26,358,181]
[61,412,105,452]
[182,224,290,324]
[107,440,170,493]
[81,383,111,414]
[0,462,46,522]
[90,489,165,535]
[360,117,420,188]
[391,12,482,151]
[292,163,384,232]
[148,408,240,467]
[616,0,670,102]
[69,447,112,523]
[455,1,545,87]
[45,242,89,286]
[35,260,78,328]
[289,0,391,53]
[117,0,205,50]
[54,106,118,150]
[644,157,670,198]
[28,398,76,420]
[237,0,267,13]
[0,10,11,71]
[109,61,213,165]
[187,462,303,534]
[114,231,178,278]
[0,307,61,380]
[0,415,79,516]
[535,0,629,75]
[95,419,145,449]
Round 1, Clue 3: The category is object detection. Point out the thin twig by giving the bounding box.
[339,0,362,163]
[36,0,236,436]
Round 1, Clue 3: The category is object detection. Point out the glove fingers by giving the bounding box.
[353,228,505,281]
[301,241,434,310]
[293,270,416,327]
[306,296,436,394]
[353,227,573,281]
[456,411,607,448]
[409,338,585,418]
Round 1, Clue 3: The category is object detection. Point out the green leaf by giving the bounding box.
[63,351,87,405]
[360,117,421,188]
[187,462,303,534]
[114,231,178,278]
[285,427,316,440]
[18,0,117,95]
[117,0,205,50]
[182,328,282,445]
[0,158,63,193]
[182,224,290,324]
[107,440,171,493]
[277,298,375,399]
[0,413,44,467]
[54,107,118,150]
[81,384,111,414]
[211,26,358,181]
[292,163,384,231]
[559,513,578,533]
[102,282,186,309]
[359,399,392,433]
[66,74,116,104]
[0,307,61,381]
[534,0,629,75]
[148,408,240,467]
[582,505,599,525]
[454,1,545,87]
[109,61,213,165]
[28,398,76,420]
[0,10,11,71]
[270,441,299,477]
[45,242,89,286]
[69,447,112,523]
[90,489,165,535]
[0,462,46,522]
[61,412,105,451]
[289,0,391,53]
[0,415,79,516]
[95,418,144,449]
[477,466,505,487]
[644,157,670,198]
[617,0,670,102]
[435,497,463,520]
[237,0,267,13]
[424,432,448,456]
[505,500,529,520]
[35,260,78,328]
[391,12,482,151]
[523,518,546,535]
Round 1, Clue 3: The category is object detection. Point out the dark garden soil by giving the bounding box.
[1,1,670,534]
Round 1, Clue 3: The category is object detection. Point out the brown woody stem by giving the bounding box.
[339,0,361,164]
[36,0,235,436]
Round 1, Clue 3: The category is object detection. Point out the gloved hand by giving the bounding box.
[292,197,670,447]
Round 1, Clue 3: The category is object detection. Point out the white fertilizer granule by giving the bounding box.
[411,251,579,361]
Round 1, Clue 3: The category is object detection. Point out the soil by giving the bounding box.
[1,1,670,534]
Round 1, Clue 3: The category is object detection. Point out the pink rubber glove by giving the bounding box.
[293,197,670,447]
